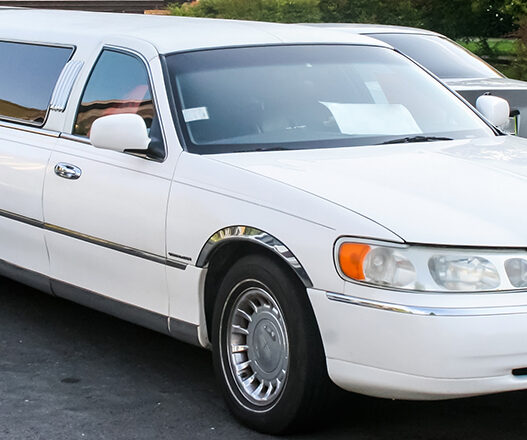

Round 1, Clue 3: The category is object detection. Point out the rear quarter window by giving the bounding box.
[0,41,73,126]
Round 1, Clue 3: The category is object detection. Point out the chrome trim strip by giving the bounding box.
[0,208,186,270]
[168,252,192,262]
[196,226,312,287]
[59,133,91,144]
[0,207,43,228]
[50,60,84,112]
[0,37,75,51]
[327,292,527,317]
[0,120,60,138]
[44,223,187,270]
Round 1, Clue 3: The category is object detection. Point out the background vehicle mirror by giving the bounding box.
[476,95,510,128]
[90,114,150,152]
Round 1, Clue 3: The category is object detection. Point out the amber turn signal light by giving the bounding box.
[338,243,371,280]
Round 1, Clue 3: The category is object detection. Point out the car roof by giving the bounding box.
[0,9,389,55]
[305,23,441,36]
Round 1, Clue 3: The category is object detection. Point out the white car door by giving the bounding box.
[43,41,181,325]
[0,40,73,288]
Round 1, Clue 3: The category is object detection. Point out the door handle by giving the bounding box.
[54,163,82,180]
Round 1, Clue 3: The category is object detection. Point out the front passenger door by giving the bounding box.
[43,47,177,320]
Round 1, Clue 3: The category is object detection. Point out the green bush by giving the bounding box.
[169,0,321,23]
[319,0,423,27]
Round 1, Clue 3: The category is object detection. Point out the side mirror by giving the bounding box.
[476,95,510,128]
[90,113,150,152]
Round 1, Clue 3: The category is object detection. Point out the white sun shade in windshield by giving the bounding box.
[321,102,422,136]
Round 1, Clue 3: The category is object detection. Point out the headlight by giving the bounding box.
[335,239,527,292]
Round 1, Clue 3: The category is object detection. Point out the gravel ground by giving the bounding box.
[1,275,526,440]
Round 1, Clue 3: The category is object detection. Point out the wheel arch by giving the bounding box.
[196,226,313,342]
[196,226,312,288]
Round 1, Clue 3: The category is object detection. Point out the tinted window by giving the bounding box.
[166,45,493,154]
[74,50,155,136]
[368,33,502,79]
[0,41,72,125]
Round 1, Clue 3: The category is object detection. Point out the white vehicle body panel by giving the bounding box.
[0,126,54,276]
[43,144,172,313]
[212,136,527,247]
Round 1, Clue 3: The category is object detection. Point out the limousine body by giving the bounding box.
[2,8,527,434]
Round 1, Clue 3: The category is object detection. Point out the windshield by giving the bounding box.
[166,45,494,154]
[368,33,502,79]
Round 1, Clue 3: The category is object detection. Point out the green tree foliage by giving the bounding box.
[169,0,523,40]
[508,17,527,80]
[414,0,516,39]
[502,0,527,20]
[319,0,423,27]
[169,0,321,23]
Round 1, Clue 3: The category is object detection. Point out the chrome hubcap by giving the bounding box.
[226,286,289,406]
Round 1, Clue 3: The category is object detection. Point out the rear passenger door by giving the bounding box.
[43,43,181,319]
[0,41,72,286]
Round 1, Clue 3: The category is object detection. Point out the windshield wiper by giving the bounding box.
[380,136,453,145]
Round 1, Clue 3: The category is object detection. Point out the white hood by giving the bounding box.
[212,136,527,247]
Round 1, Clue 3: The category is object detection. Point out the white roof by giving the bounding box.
[0,9,389,54]
[305,23,440,36]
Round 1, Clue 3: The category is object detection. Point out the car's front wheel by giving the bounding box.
[211,254,330,434]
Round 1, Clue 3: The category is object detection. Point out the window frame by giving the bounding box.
[71,46,166,161]
[0,38,75,128]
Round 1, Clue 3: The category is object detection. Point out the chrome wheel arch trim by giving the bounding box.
[196,226,313,288]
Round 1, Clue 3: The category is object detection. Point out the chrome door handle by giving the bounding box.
[54,163,82,180]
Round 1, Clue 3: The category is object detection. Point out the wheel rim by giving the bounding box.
[225,284,289,407]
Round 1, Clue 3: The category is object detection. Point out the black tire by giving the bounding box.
[211,253,330,434]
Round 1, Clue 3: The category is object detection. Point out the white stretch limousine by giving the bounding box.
[1,8,527,434]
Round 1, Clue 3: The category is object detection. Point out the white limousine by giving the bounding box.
[1,7,527,434]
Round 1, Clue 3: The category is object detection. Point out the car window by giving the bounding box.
[368,33,502,79]
[74,49,156,137]
[0,41,72,125]
[166,45,494,154]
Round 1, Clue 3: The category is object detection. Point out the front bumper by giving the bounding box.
[307,287,527,400]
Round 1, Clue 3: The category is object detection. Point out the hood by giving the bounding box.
[212,136,527,247]
[445,76,527,91]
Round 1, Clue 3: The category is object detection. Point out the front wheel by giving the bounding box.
[211,254,330,434]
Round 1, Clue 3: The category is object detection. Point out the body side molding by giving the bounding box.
[0,207,186,270]
[195,226,313,288]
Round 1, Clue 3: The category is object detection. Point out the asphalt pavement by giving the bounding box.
[1,275,527,440]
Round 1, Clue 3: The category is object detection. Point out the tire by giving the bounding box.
[211,253,330,434]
